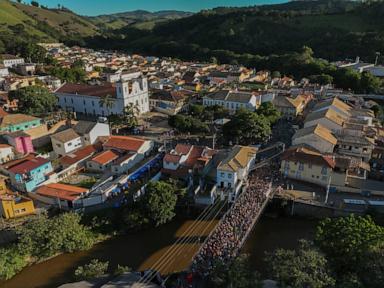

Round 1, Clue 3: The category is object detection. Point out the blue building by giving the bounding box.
[5,155,53,192]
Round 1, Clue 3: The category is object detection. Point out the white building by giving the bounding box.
[55,77,149,116]
[0,65,9,77]
[216,145,257,202]
[0,144,14,164]
[73,121,110,146]
[1,55,24,68]
[203,90,260,113]
[51,128,83,157]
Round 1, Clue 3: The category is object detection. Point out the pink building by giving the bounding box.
[4,131,34,154]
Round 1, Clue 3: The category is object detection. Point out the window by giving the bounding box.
[298,162,304,171]
[321,166,327,175]
[71,99,74,104]
[308,163,312,168]
[68,142,72,146]
[92,101,94,107]
[228,173,232,179]
[220,172,225,177]
[83,100,86,105]
[56,144,61,147]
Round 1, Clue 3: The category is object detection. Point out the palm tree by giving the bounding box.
[123,103,140,128]
[99,94,114,117]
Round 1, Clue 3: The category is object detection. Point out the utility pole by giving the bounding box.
[324,175,332,204]
[375,52,381,66]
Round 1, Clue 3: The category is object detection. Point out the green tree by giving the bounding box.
[360,71,382,94]
[266,240,335,288]
[223,109,271,145]
[358,245,384,288]
[114,265,131,276]
[257,102,281,124]
[0,245,27,280]
[99,94,115,116]
[11,85,57,115]
[74,259,109,280]
[141,181,178,226]
[17,213,94,259]
[315,215,384,273]
[31,1,39,7]
[309,74,333,85]
[210,255,260,288]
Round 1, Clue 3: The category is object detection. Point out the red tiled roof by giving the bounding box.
[60,144,99,166]
[164,154,181,164]
[7,156,49,174]
[175,144,192,155]
[56,83,116,98]
[90,150,120,165]
[103,136,145,152]
[36,183,88,201]
[281,146,335,168]
[184,146,204,167]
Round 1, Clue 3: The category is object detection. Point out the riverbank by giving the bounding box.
[0,215,317,288]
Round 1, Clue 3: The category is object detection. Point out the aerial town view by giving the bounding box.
[0,0,384,287]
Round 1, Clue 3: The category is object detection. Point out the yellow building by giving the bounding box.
[281,146,335,188]
[0,194,35,219]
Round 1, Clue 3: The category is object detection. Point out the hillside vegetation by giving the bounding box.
[0,0,99,41]
[85,0,384,63]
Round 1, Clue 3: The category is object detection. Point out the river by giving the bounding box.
[1,216,318,288]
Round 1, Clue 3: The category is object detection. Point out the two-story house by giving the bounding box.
[304,109,347,132]
[51,129,83,157]
[292,124,337,154]
[2,155,53,192]
[162,144,217,179]
[203,90,260,113]
[73,121,110,146]
[216,145,257,202]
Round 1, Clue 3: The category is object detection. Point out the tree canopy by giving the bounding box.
[141,181,178,226]
[257,102,281,125]
[315,215,384,273]
[10,85,57,115]
[223,109,271,145]
[266,240,335,288]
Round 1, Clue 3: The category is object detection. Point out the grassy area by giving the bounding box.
[0,0,99,39]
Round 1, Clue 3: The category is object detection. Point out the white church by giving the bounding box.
[55,75,149,117]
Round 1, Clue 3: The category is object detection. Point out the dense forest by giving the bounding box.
[84,0,384,63]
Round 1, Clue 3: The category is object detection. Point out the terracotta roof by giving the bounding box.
[90,150,120,165]
[60,144,99,166]
[164,154,181,163]
[175,144,192,155]
[7,156,49,174]
[103,136,145,152]
[0,107,8,117]
[184,146,205,167]
[36,183,88,201]
[0,114,40,128]
[293,124,337,145]
[51,128,80,143]
[281,146,335,168]
[0,144,11,149]
[56,83,116,98]
[218,145,258,172]
[150,90,185,102]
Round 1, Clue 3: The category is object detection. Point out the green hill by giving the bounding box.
[89,10,193,30]
[0,0,99,42]
[84,0,384,63]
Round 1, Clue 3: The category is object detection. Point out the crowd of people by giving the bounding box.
[191,168,273,273]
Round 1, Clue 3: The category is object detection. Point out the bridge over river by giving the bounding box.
[135,167,277,286]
